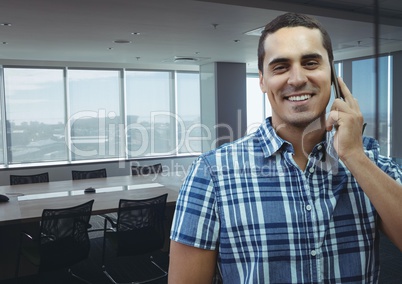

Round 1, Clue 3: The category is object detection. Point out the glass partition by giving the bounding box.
[349,55,391,156]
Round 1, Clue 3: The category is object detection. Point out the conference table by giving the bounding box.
[0,172,184,226]
[0,172,185,280]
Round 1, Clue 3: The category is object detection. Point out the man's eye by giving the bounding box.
[304,61,319,68]
[272,65,287,73]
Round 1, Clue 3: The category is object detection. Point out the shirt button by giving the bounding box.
[309,167,314,173]
[317,145,323,150]
[311,250,317,257]
[306,204,312,211]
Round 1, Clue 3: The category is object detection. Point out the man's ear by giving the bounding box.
[259,71,267,93]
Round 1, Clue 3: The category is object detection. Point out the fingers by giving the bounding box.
[327,77,366,159]
[327,77,364,132]
[337,77,358,108]
[325,109,338,131]
[326,108,359,130]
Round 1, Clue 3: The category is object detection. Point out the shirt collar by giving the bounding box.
[256,117,338,161]
[256,117,286,158]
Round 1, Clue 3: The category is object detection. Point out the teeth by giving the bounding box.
[288,94,311,101]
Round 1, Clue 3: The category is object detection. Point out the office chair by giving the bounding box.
[72,168,107,180]
[10,172,49,185]
[101,194,168,284]
[15,200,94,283]
[72,168,108,234]
[131,163,162,176]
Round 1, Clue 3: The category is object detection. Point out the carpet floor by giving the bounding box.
[4,232,402,283]
[7,235,168,284]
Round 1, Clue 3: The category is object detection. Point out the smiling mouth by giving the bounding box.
[287,94,312,101]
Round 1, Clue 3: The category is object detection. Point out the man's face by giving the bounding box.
[259,26,332,130]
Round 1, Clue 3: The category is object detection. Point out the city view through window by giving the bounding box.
[1,68,202,165]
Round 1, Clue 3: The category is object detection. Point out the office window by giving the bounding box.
[126,71,173,157]
[0,96,3,164]
[68,69,122,160]
[0,67,3,164]
[0,120,2,164]
[378,56,392,156]
[0,67,201,167]
[352,59,376,137]
[352,56,390,155]
[176,72,201,154]
[246,75,271,134]
[4,68,66,164]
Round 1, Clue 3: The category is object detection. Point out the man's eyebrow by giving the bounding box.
[268,53,323,66]
[268,57,288,66]
[301,53,323,60]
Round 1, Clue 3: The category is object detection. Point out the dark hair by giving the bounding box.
[258,13,333,73]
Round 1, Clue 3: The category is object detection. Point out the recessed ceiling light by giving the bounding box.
[1,23,11,27]
[174,57,198,63]
[162,56,210,63]
[113,40,131,44]
[131,32,141,35]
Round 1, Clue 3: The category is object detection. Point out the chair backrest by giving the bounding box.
[10,172,49,185]
[71,168,107,180]
[115,194,168,256]
[131,163,162,176]
[39,199,94,271]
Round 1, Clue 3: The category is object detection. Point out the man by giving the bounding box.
[169,13,402,283]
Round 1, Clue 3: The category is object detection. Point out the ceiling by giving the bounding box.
[0,0,402,73]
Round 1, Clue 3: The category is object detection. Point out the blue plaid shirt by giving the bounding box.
[170,118,402,283]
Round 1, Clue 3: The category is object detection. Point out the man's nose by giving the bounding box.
[287,65,307,87]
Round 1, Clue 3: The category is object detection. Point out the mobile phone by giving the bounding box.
[331,61,367,134]
[331,61,342,99]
